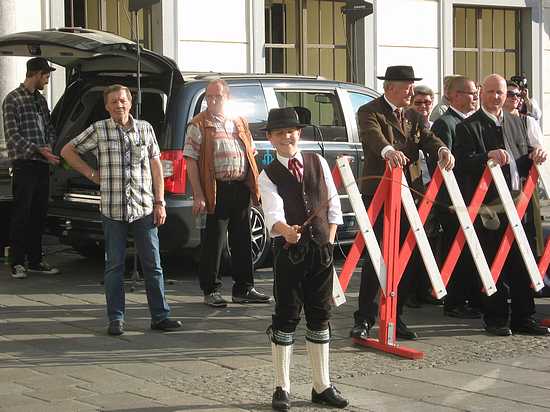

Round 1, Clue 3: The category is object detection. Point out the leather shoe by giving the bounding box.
[418,293,444,306]
[107,320,124,336]
[151,318,182,331]
[311,385,348,408]
[232,287,272,304]
[444,304,482,319]
[396,318,418,340]
[485,325,512,336]
[535,285,550,298]
[350,321,370,339]
[272,387,290,411]
[405,296,422,309]
[511,318,550,336]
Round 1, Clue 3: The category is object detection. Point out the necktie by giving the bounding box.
[288,157,303,183]
[394,108,404,130]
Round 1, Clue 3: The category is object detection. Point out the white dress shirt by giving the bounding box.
[258,151,343,238]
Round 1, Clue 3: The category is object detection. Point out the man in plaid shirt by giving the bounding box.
[2,57,61,279]
[61,84,181,336]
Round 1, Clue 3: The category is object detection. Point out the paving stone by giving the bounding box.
[76,392,165,409]
[27,386,96,402]
[0,382,27,395]
[0,393,50,408]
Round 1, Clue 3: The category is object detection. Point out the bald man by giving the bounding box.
[454,74,549,337]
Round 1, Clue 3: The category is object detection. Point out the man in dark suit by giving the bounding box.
[431,76,482,320]
[350,66,455,341]
[454,73,549,337]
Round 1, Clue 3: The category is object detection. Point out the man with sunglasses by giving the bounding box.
[2,57,61,279]
[431,76,482,320]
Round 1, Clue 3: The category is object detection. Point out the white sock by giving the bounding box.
[272,342,292,393]
[306,340,331,393]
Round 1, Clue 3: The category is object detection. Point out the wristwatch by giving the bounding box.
[153,200,166,207]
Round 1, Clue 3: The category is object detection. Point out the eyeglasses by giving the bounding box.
[205,94,225,102]
[457,91,478,96]
[413,100,432,106]
[506,91,521,98]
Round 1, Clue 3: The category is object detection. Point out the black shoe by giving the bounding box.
[311,385,348,408]
[511,318,550,336]
[204,292,228,308]
[418,293,444,306]
[151,318,182,331]
[272,387,290,411]
[232,287,272,304]
[350,321,371,339]
[108,320,124,336]
[444,304,482,319]
[485,325,512,336]
[535,285,550,298]
[396,318,418,340]
[27,261,60,275]
[406,296,422,309]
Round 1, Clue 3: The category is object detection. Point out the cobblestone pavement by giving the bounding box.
[0,241,549,411]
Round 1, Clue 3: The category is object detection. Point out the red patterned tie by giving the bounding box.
[394,108,404,130]
[288,157,303,183]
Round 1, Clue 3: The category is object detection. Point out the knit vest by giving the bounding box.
[189,111,260,213]
[265,153,329,245]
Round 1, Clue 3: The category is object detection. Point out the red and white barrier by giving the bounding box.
[332,156,550,359]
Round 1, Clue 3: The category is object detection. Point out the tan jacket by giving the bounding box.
[189,111,260,213]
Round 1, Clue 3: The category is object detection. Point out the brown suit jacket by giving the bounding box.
[358,95,445,195]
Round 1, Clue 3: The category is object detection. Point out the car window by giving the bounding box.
[349,91,374,128]
[197,85,269,140]
[274,90,347,142]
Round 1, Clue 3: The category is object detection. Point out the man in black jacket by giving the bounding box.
[454,74,549,337]
[431,76,481,319]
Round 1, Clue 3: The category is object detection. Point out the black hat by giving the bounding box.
[261,107,308,132]
[377,65,421,81]
[26,57,56,73]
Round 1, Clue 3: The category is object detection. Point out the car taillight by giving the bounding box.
[160,150,187,194]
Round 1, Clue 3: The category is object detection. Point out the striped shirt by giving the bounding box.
[70,116,160,222]
[183,114,255,181]
[2,84,56,162]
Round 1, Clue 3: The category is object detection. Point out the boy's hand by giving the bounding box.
[283,224,301,244]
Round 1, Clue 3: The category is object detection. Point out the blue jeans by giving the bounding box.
[102,214,171,322]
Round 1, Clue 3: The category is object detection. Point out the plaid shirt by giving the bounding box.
[2,84,56,162]
[70,116,160,222]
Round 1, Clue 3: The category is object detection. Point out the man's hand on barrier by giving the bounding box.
[488,149,510,166]
[438,148,455,171]
[530,147,547,165]
[384,149,409,168]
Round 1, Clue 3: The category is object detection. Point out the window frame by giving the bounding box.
[453,6,521,82]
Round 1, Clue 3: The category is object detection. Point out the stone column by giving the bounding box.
[0,0,17,151]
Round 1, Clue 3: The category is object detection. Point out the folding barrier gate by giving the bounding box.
[332,157,550,359]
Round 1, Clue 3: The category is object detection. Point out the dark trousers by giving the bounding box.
[198,180,254,295]
[354,195,419,325]
[272,238,333,333]
[479,215,535,327]
[439,208,481,310]
[10,160,50,267]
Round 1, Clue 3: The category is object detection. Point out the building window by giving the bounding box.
[64,0,153,49]
[265,0,348,81]
[453,6,520,83]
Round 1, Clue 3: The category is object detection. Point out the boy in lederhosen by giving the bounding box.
[258,107,348,410]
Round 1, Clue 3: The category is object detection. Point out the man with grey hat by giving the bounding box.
[2,57,60,279]
[350,65,455,341]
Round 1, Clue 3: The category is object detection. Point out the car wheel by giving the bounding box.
[249,205,271,268]
[70,240,104,259]
[220,205,271,273]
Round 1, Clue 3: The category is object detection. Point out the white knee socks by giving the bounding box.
[272,343,292,393]
[306,340,331,393]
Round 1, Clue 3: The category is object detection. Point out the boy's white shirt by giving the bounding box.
[258,150,343,238]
